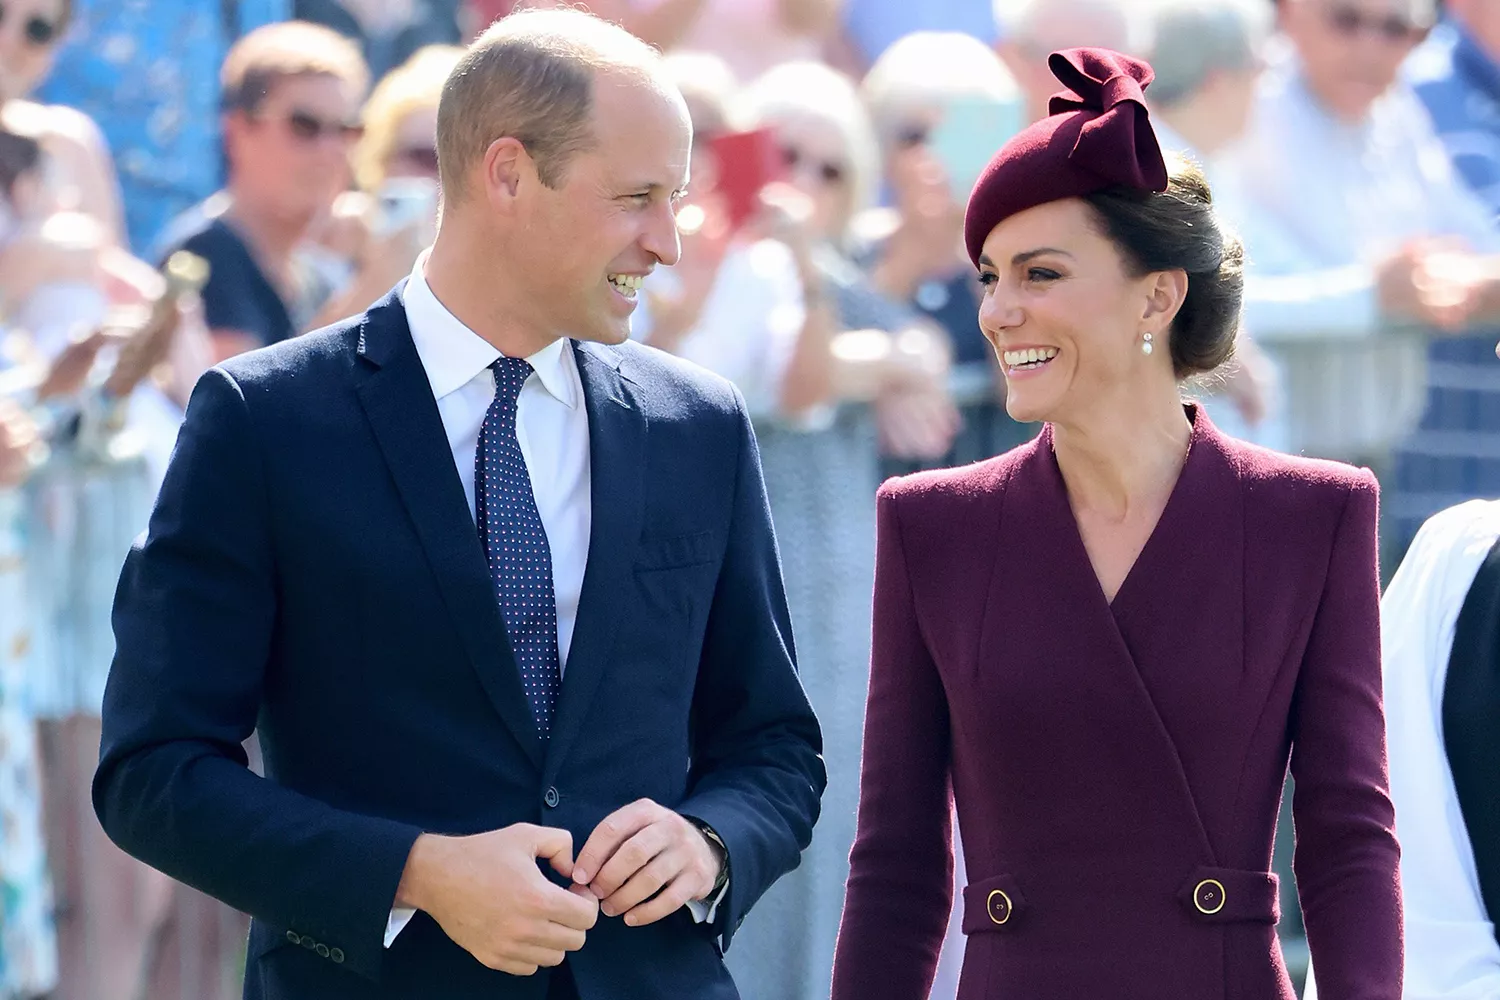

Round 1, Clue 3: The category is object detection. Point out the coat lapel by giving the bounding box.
[979,414,1217,861]
[544,342,646,774]
[352,288,544,769]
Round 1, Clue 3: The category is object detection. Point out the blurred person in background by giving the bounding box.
[294,0,460,81]
[1405,0,1500,217]
[859,31,1028,474]
[0,0,175,318]
[0,0,122,242]
[155,21,369,362]
[1226,0,1500,561]
[1145,0,1286,450]
[34,0,286,255]
[702,57,955,1000]
[0,120,234,1000]
[829,0,998,77]
[488,0,843,81]
[306,44,462,326]
[992,0,1139,125]
[0,136,55,1000]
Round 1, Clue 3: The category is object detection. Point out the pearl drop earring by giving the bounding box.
[1141,332,1154,356]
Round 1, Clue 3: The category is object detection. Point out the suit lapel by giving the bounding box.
[352,289,544,769]
[545,342,646,774]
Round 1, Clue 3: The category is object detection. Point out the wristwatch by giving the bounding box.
[687,818,730,895]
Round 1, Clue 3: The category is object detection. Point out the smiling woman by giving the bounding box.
[833,46,1402,1000]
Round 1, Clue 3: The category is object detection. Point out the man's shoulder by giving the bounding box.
[216,314,364,395]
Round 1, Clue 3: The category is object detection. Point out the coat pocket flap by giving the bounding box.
[1178,866,1280,924]
[634,530,717,572]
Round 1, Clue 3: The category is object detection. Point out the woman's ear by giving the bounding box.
[1142,268,1189,334]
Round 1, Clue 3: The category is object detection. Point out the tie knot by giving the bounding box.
[490,356,533,403]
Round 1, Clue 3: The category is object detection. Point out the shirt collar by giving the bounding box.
[401,252,578,409]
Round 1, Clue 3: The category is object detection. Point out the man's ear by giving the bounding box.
[481,136,529,211]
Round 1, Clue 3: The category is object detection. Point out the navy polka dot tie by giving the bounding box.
[476,356,561,740]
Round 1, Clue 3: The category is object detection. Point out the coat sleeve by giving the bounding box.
[830,484,954,1000]
[675,385,827,949]
[93,368,423,983]
[1288,470,1403,999]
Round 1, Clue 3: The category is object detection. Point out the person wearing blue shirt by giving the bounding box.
[33,0,288,256]
[1405,0,1500,217]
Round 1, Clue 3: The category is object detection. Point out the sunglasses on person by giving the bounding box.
[393,145,439,173]
[894,125,930,150]
[256,108,364,143]
[781,145,847,185]
[1322,3,1426,43]
[0,2,60,45]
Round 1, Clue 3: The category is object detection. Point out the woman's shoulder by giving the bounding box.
[877,440,1037,513]
[1218,433,1378,517]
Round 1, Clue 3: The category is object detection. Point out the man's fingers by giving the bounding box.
[600,851,680,918]
[573,800,656,885]
[622,875,698,928]
[589,824,671,900]
[518,917,589,954]
[527,825,575,877]
[538,881,599,931]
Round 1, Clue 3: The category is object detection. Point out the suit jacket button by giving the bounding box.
[330,947,345,964]
[315,944,331,959]
[301,936,318,951]
[544,786,561,809]
[285,931,302,946]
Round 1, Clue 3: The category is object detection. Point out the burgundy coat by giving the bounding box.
[831,410,1402,1000]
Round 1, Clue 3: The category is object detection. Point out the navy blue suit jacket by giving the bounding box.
[93,287,826,999]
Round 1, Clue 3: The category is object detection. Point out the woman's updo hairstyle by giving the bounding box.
[1083,153,1243,378]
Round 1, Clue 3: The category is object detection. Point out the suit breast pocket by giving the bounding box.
[632,531,719,625]
[633,530,718,572]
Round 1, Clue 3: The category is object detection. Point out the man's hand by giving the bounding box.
[396,825,598,976]
[572,799,724,928]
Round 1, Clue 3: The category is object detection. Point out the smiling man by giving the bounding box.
[92,9,825,999]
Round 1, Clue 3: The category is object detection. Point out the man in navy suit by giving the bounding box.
[92,9,825,998]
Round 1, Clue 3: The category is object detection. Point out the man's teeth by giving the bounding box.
[1003,347,1059,368]
[608,274,644,296]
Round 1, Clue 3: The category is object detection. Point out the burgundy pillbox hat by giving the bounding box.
[963,47,1169,267]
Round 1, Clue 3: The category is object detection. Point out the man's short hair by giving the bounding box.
[220,21,370,115]
[436,8,668,199]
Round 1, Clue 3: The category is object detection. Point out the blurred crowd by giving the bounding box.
[1,0,1495,997]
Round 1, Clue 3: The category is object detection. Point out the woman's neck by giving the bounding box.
[1050,389,1194,522]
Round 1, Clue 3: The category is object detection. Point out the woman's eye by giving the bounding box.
[977,272,998,287]
[1028,267,1061,282]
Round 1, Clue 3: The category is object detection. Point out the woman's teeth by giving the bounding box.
[608,274,644,298]
[1003,347,1059,370]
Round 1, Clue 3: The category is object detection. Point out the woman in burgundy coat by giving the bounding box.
[830,48,1402,1000]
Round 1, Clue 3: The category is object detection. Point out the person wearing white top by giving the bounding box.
[1307,490,1500,998]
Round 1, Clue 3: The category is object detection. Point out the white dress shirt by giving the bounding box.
[1307,499,1500,1000]
[386,256,721,948]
